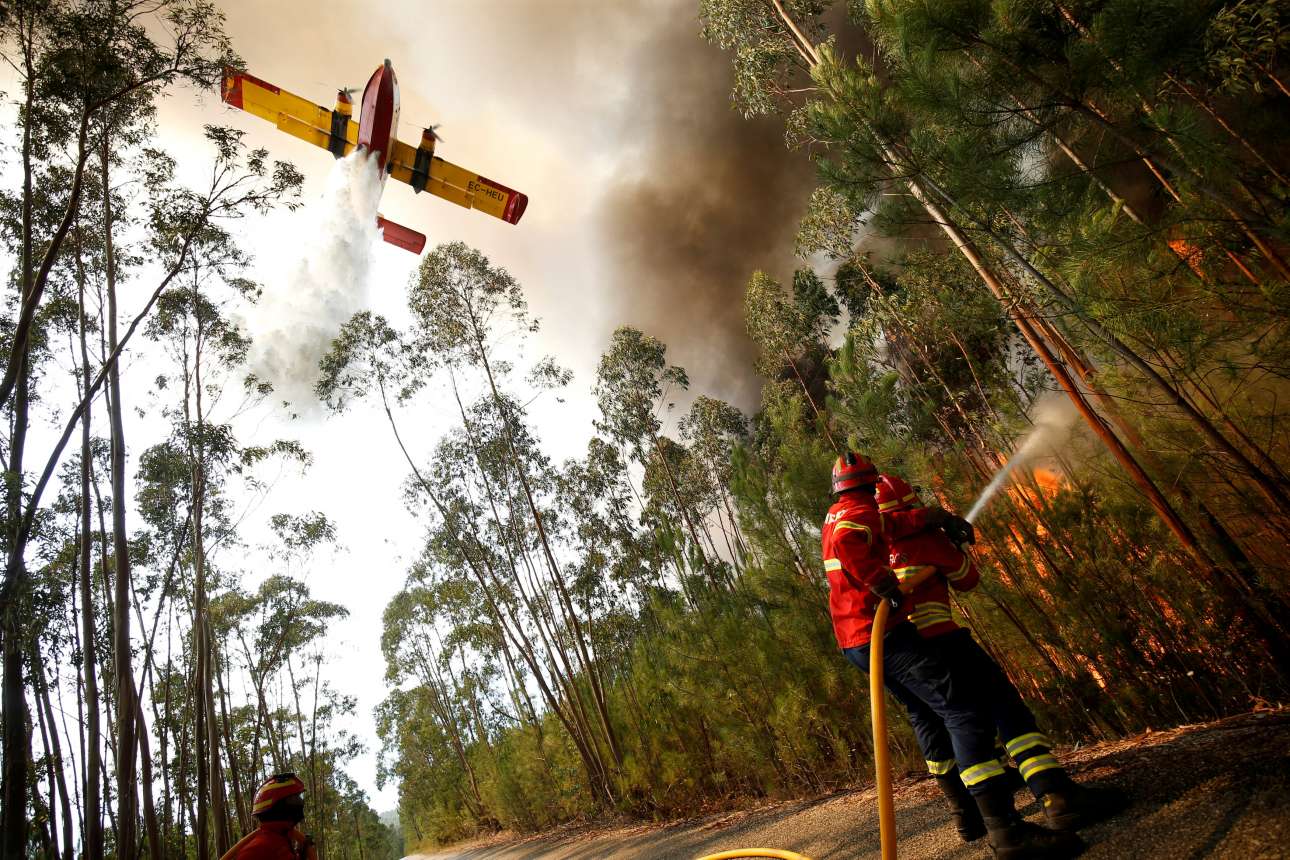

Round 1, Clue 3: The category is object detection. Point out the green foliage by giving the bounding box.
[379,0,1290,845]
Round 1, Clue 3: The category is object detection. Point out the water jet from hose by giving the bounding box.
[965,396,1078,524]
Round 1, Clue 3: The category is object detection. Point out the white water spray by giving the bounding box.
[964,395,1079,524]
[247,151,385,413]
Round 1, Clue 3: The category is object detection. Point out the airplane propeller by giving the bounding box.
[426,123,445,143]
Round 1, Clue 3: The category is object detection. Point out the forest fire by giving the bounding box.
[1006,466,1065,519]
[5,2,1289,857]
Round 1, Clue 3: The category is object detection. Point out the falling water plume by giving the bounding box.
[964,396,1079,524]
[248,150,384,414]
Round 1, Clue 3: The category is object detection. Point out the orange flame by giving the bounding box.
[1168,238,1206,277]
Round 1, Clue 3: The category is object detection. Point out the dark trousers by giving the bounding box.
[847,625,1069,797]
[926,629,1069,796]
[843,622,1006,794]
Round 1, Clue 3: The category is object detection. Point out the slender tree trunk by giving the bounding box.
[102,125,140,860]
[32,644,74,860]
[77,239,106,860]
[31,654,61,860]
[450,362,624,776]
[0,28,40,852]
[216,659,250,834]
[135,695,162,859]
[188,336,212,860]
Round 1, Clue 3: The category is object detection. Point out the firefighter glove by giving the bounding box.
[927,506,976,545]
[871,573,904,613]
[943,515,976,546]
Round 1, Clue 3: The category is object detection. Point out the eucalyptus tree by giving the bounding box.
[220,565,347,846]
[678,395,751,564]
[140,188,309,857]
[428,415,622,809]
[1,125,300,857]
[381,585,491,824]
[743,270,838,447]
[409,244,624,788]
[592,325,721,574]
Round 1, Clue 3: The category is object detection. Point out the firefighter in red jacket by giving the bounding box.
[824,453,1081,859]
[876,473,1126,844]
[220,773,318,860]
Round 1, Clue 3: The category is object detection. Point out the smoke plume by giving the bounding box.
[248,151,383,413]
[591,6,817,409]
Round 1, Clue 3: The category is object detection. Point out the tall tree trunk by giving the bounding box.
[102,125,139,860]
[77,237,106,860]
[135,695,163,859]
[32,644,74,860]
[451,360,624,776]
[187,323,212,860]
[216,658,250,835]
[31,656,61,860]
[0,25,39,853]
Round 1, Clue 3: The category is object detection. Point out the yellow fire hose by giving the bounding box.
[872,565,940,860]
[698,567,940,860]
[695,851,814,860]
[869,597,898,860]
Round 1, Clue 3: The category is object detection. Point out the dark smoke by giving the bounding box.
[592,5,817,410]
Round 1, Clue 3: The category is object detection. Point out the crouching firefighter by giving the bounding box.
[823,452,1082,859]
[220,773,318,860]
[876,473,1127,844]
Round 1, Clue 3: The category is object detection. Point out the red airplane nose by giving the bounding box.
[358,59,400,173]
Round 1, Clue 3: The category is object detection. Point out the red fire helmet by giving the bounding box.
[876,473,919,512]
[253,772,306,816]
[832,452,879,494]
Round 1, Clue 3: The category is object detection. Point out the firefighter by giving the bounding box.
[219,773,318,860]
[823,453,1081,859]
[876,473,1127,841]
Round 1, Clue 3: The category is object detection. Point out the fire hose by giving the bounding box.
[695,851,813,860]
[871,564,940,860]
[699,566,941,860]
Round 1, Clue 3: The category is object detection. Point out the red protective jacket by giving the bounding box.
[220,821,311,860]
[888,517,980,638]
[821,492,935,648]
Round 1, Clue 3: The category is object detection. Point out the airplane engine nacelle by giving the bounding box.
[327,89,353,159]
[409,128,437,194]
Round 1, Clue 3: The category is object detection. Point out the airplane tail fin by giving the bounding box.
[376,215,427,254]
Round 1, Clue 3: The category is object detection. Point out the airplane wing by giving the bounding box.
[387,139,529,225]
[221,68,358,157]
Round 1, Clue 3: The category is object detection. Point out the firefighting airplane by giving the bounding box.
[220,59,528,254]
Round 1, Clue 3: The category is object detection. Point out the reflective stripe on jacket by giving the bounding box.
[821,492,924,648]
[889,519,980,638]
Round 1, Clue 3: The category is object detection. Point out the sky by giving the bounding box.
[4,0,816,815]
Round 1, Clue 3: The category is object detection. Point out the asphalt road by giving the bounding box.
[412,710,1290,860]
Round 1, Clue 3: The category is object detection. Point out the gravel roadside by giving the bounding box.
[412,710,1290,860]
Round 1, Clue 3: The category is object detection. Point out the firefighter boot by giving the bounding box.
[1042,782,1129,831]
[935,773,986,842]
[975,783,1084,859]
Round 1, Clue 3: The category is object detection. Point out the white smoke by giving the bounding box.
[964,393,1080,524]
[248,151,384,413]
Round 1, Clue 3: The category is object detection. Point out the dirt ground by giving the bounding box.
[411,710,1290,860]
